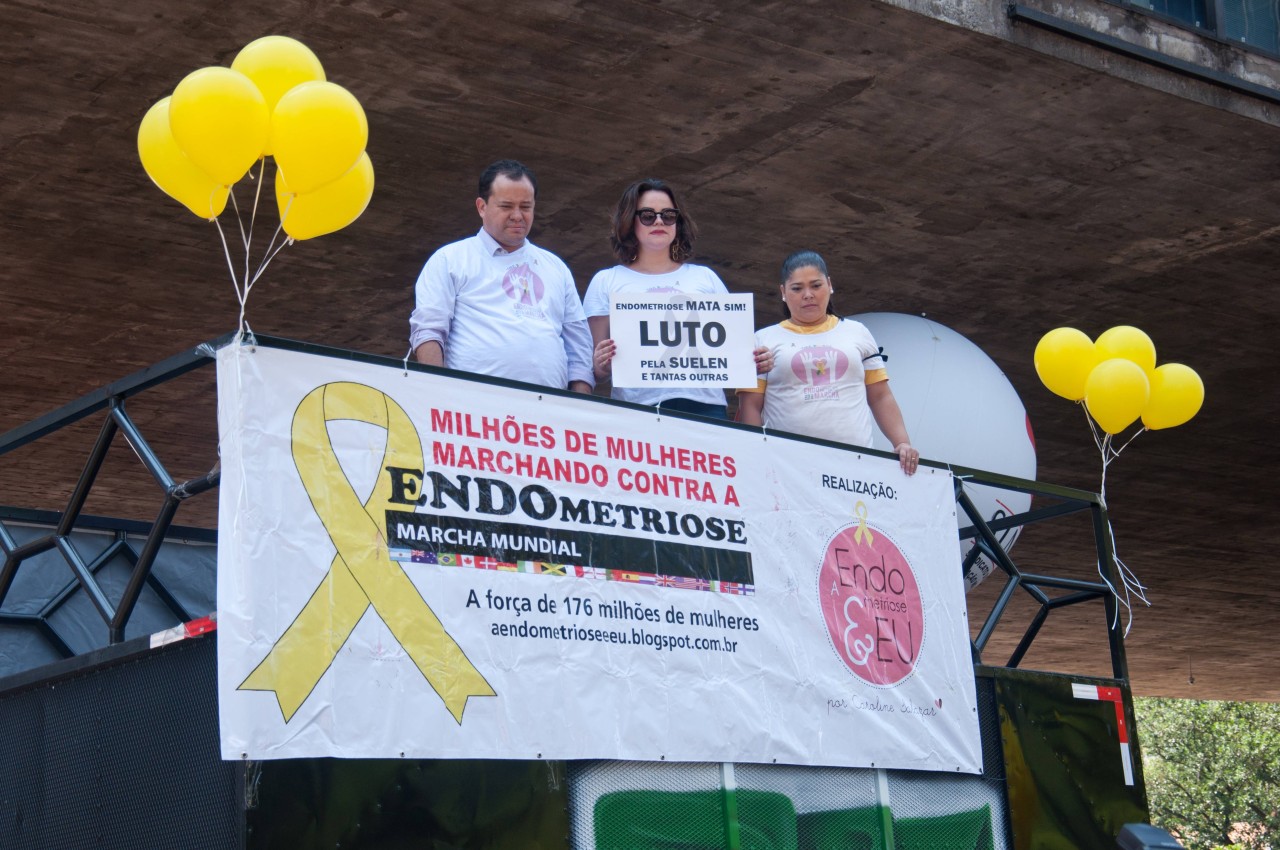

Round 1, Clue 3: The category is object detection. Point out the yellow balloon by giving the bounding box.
[231,36,326,155]
[1142,363,1204,430]
[1095,325,1157,374]
[1034,327,1098,401]
[1084,358,1151,434]
[271,81,368,194]
[169,66,270,186]
[276,152,374,240]
[137,98,229,219]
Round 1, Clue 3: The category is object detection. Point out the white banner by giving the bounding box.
[608,292,757,388]
[216,342,980,771]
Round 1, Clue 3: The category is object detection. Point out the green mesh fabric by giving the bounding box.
[894,804,993,850]
[797,805,887,850]
[594,790,995,850]
[593,789,798,850]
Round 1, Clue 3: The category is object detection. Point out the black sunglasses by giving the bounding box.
[636,208,680,226]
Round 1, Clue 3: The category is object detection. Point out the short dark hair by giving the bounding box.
[779,250,837,319]
[478,160,538,200]
[610,178,698,265]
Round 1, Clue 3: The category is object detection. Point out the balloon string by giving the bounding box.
[278,189,294,233]
[1113,426,1146,457]
[248,225,291,293]
[1089,420,1150,638]
[212,216,249,337]
[243,157,272,295]
[210,163,293,338]
[1099,431,1110,507]
[238,165,255,290]
[1082,401,1106,454]
[228,186,250,263]
[1103,531,1150,639]
[248,193,295,288]
[248,157,265,250]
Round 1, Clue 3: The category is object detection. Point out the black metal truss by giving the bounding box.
[0,334,1131,682]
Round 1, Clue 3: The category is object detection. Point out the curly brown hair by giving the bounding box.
[609,178,698,265]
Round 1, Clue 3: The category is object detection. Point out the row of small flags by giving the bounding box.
[389,548,754,595]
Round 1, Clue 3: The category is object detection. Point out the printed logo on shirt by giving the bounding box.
[791,345,850,401]
[502,263,547,319]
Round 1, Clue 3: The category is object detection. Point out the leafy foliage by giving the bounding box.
[1135,698,1280,850]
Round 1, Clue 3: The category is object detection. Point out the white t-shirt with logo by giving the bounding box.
[744,316,888,446]
[583,263,730,407]
[409,229,593,389]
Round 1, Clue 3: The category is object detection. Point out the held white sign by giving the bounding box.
[608,292,757,388]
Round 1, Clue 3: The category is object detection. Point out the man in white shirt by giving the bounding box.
[409,160,594,392]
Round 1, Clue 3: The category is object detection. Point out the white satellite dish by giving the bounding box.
[853,312,1037,590]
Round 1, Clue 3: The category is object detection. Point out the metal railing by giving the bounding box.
[0,335,1130,683]
[0,338,226,647]
[952,469,1127,681]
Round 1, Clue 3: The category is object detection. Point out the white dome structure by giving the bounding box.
[854,312,1037,590]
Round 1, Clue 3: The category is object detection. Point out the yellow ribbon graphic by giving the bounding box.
[239,382,495,723]
[853,500,874,546]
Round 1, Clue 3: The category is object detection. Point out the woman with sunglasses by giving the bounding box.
[737,250,920,475]
[584,178,772,419]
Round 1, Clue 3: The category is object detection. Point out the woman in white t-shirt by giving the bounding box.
[584,178,772,419]
[737,250,921,475]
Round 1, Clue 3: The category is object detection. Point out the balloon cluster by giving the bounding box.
[1035,324,1204,636]
[1034,325,1204,435]
[137,36,373,242]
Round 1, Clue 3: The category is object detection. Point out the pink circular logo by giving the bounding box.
[817,521,924,687]
[790,346,849,386]
[501,263,545,305]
